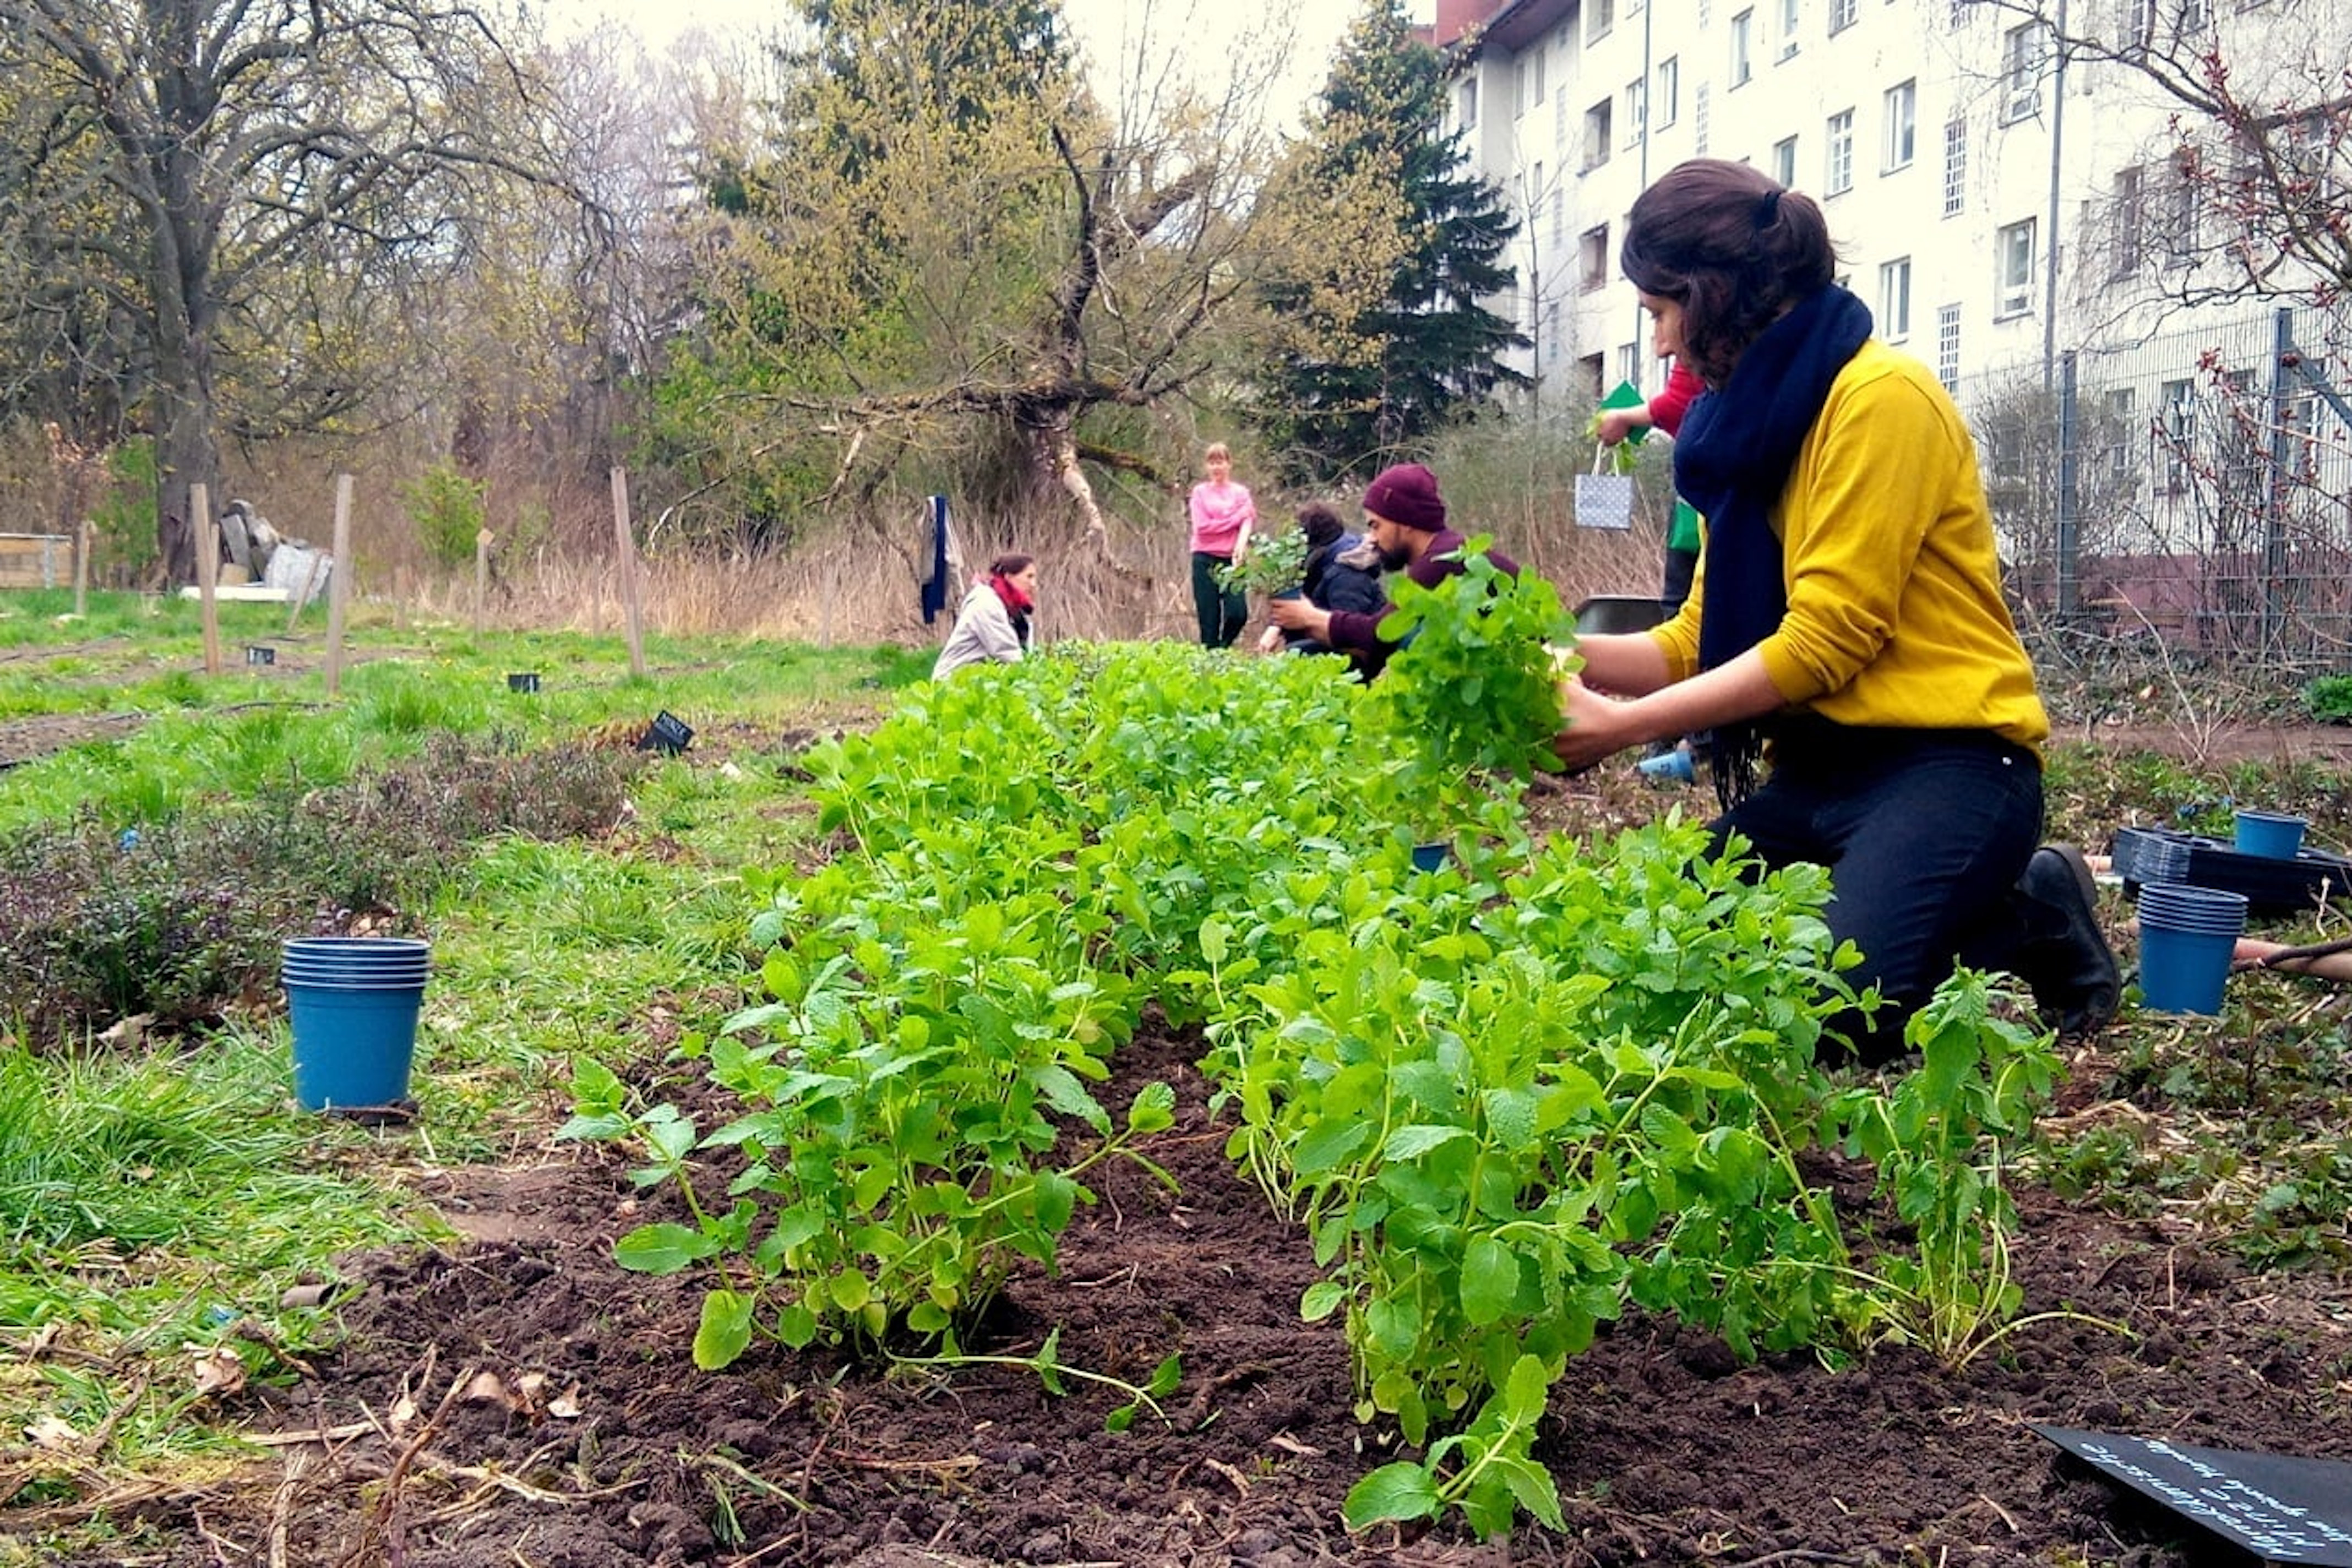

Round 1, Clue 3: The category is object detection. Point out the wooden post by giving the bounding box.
[611,466,647,679]
[393,565,410,631]
[473,527,493,636]
[324,473,353,698]
[193,482,221,676]
[74,518,90,619]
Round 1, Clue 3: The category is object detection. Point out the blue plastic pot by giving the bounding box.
[286,981,424,1110]
[2135,883,2246,1016]
[282,937,429,1110]
[1411,842,1450,873]
[2233,810,2307,860]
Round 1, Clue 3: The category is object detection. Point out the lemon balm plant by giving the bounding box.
[1366,538,1578,842]
[1213,526,1310,598]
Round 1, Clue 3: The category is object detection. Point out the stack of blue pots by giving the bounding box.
[281,937,431,1111]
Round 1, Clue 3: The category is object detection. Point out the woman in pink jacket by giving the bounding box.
[1186,442,1256,647]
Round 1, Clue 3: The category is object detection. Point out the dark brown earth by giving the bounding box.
[41,1015,2352,1568]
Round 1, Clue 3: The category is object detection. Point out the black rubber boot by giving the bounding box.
[2016,844,2121,1035]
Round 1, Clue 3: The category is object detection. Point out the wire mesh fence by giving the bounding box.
[1954,302,2352,679]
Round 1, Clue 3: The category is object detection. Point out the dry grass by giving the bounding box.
[390,485,1684,654]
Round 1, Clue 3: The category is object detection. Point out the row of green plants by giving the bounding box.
[576,564,2063,1540]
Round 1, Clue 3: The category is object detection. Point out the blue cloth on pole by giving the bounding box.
[919,495,950,624]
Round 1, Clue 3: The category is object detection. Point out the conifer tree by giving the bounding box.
[1255,0,1529,482]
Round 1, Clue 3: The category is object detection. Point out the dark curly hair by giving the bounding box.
[1620,159,1841,386]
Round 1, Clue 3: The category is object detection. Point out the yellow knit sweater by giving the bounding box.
[1651,340,2050,755]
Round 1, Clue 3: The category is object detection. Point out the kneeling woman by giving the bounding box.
[1553,159,2115,1058]
[933,553,1037,680]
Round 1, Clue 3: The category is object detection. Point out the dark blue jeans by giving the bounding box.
[1709,722,2044,1060]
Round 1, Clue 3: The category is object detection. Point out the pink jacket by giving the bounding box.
[1187,481,1256,557]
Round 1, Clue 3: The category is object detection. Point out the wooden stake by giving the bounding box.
[74,518,90,619]
[473,527,493,637]
[324,474,353,698]
[193,482,221,676]
[611,467,647,679]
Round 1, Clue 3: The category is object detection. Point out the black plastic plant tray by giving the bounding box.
[2108,824,2352,916]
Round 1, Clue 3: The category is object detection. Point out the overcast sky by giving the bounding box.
[546,0,1430,131]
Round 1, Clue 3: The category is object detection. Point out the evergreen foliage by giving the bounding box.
[1253,1,1531,483]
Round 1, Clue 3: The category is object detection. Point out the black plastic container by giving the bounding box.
[638,710,694,756]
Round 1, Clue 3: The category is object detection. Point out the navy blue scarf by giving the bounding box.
[1673,284,1874,803]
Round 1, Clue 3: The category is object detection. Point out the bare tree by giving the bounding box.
[0,0,565,576]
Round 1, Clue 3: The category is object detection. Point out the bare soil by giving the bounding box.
[41,1015,2352,1568]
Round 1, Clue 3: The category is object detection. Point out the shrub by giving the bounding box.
[400,462,490,570]
[2302,673,2352,725]
[0,738,640,1042]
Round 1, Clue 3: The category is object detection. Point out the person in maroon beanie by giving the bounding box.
[1269,462,1516,680]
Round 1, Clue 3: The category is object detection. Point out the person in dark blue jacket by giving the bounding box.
[1259,502,1386,667]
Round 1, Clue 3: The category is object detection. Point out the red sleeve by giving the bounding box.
[1650,362,1705,437]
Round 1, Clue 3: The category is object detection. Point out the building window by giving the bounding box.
[1878,257,1912,339]
[1618,342,1642,385]
[2162,155,2200,259]
[1550,185,1565,248]
[1935,303,1961,390]
[1730,11,1754,85]
[2117,0,2153,48]
[1883,80,1916,170]
[1829,0,1857,30]
[1772,137,1798,188]
[1779,0,1801,57]
[1696,81,1711,153]
[1942,117,1967,215]
[1826,110,1854,194]
[1656,56,1680,127]
[2159,377,2195,493]
[1996,218,2035,316]
[1532,43,1547,104]
[1583,99,1613,168]
[2102,388,2136,481]
[1590,0,1616,42]
[2110,165,2144,277]
[1459,78,1479,129]
[1580,224,1611,291]
[2000,23,2045,123]
[1624,79,1647,147]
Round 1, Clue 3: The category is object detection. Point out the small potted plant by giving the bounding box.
[1214,527,1311,600]
[1368,538,1578,865]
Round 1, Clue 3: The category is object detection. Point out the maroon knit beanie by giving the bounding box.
[1362,463,1446,532]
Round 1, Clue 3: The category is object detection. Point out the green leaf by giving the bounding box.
[1292,1115,1374,1178]
[775,1302,819,1349]
[1460,1235,1520,1325]
[1300,1280,1347,1321]
[1384,1123,1471,1162]
[1147,1353,1183,1397]
[829,1269,873,1312]
[613,1222,718,1275]
[1033,1170,1079,1234]
[1126,1081,1176,1135]
[693,1289,755,1370]
[1032,1063,1109,1133]
[1343,1462,1443,1529]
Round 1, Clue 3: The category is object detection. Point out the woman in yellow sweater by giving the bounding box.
[1555,159,2116,1060]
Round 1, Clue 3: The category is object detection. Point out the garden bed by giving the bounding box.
[34,1019,2352,1568]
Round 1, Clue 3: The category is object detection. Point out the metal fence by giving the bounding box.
[1954,303,2352,673]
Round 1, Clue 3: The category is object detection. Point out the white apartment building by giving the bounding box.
[1433,0,2352,636]
[1434,0,2339,392]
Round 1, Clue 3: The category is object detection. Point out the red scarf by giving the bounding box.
[988,574,1033,615]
